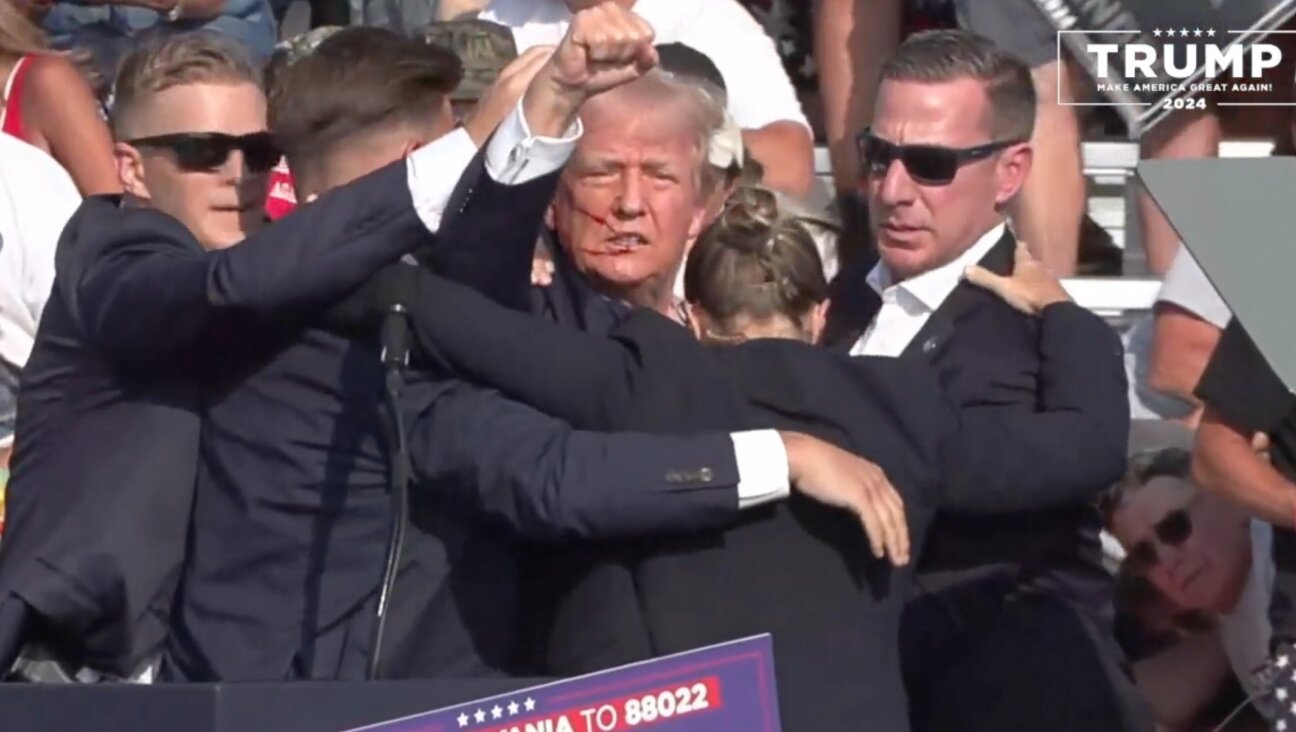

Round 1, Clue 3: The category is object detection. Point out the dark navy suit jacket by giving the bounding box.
[389,265,1125,731]
[821,229,1128,618]
[0,159,436,677]
[164,153,750,682]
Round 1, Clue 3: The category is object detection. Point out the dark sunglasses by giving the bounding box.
[857,128,1024,186]
[1124,508,1193,572]
[125,132,280,174]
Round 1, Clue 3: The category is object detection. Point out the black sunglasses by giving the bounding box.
[857,129,1024,186]
[125,132,281,174]
[1124,508,1194,572]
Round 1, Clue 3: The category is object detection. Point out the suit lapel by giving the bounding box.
[823,264,882,353]
[901,228,1017,361]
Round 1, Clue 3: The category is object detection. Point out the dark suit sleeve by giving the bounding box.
[410,273,655,430]
[72,161,429,363]
[403,377,740,541]
[1195,318,1296,434]
[936,302,1129,513]
[420,148,559,312]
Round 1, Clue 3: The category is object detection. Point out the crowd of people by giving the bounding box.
[0,1,1290,732]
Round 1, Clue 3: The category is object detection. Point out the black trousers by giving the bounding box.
[901,575,1154,732]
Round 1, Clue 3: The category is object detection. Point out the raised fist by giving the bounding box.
[550,3,658,100]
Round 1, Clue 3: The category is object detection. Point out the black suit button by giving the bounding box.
[699,468,713,482]
[921,337,938,353]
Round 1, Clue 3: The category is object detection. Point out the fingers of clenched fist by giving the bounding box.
[553,3,658,95]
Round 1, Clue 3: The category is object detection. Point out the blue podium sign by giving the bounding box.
[340,636,781,732]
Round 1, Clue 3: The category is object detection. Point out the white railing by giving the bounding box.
[1062,277,1160,317]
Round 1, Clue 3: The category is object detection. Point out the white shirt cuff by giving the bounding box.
[731,429,791,510]
[484,98,582,185]
[405,126,479,234]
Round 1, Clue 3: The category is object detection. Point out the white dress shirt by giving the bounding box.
[478,0,810,132]
[851,223,1006,358]
[403,102,789,508]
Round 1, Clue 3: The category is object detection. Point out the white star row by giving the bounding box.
[1151,28,1217,38]
[456,697,538,728]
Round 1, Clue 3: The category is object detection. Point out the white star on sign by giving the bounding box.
[1183,28,1193,37]
[1279,655,1290,668]
[492,706,503,720]
[1290,701,1296,715]
[458,713,469,728]
[1278,721,1287,732]
[525,698,537,712]
[475,709,487,724]
[508,702,520,716]
[1153,28,1162,37]
[1279,687,1290,701]
[1207,28,1216,37]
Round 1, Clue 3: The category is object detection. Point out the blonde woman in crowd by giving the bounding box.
[0,0,118,194]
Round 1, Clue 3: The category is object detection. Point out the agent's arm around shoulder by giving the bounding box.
[71,164,429,362]
[944,243,1128,512]
[404,378,908,563]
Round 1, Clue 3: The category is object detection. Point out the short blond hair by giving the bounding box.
[111,32,263,138]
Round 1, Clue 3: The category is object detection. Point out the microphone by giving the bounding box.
[377,261,419,370]
[367,260,419,681]
[380,304,411,370]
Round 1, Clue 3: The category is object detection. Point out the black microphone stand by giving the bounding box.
[367,303,413,681]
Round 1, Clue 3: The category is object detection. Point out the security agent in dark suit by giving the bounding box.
[819,30,1148,732]
[0,32,472,682]
[165,11,878,683]
[370,185,1128,731]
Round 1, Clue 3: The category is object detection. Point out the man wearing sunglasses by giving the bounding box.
[1106,445,1275,726]
[820,30,1145,732]
[0,19,639,682]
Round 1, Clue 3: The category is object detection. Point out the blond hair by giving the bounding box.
[111,32,263,138]
[0,2,50,60]
[582,69,731,194]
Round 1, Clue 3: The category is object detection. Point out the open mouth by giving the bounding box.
[601,232,650,252]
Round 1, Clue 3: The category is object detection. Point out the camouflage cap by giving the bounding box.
[274,25,346,68]
[421,18,518,102]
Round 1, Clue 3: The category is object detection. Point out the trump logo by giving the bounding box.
[1058,26,1291,117]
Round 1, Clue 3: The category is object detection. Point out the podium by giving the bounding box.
[0,678,546,732]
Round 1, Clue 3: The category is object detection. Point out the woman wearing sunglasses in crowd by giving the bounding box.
[1105,446,1275,729]
[0,1,118,195]
[371,185,1123,731]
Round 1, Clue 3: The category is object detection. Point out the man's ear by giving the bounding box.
[115,142,149,200]
[544,201,557,231]
[994,142,1033,207]
[686,201,710,241]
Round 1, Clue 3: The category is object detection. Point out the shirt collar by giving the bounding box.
[866,222,1006,311]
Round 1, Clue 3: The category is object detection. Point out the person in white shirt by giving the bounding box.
[478,0,815,194]
[1143,245,1233,424]
[1105,446,1276,725]
[0,134,80,461]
